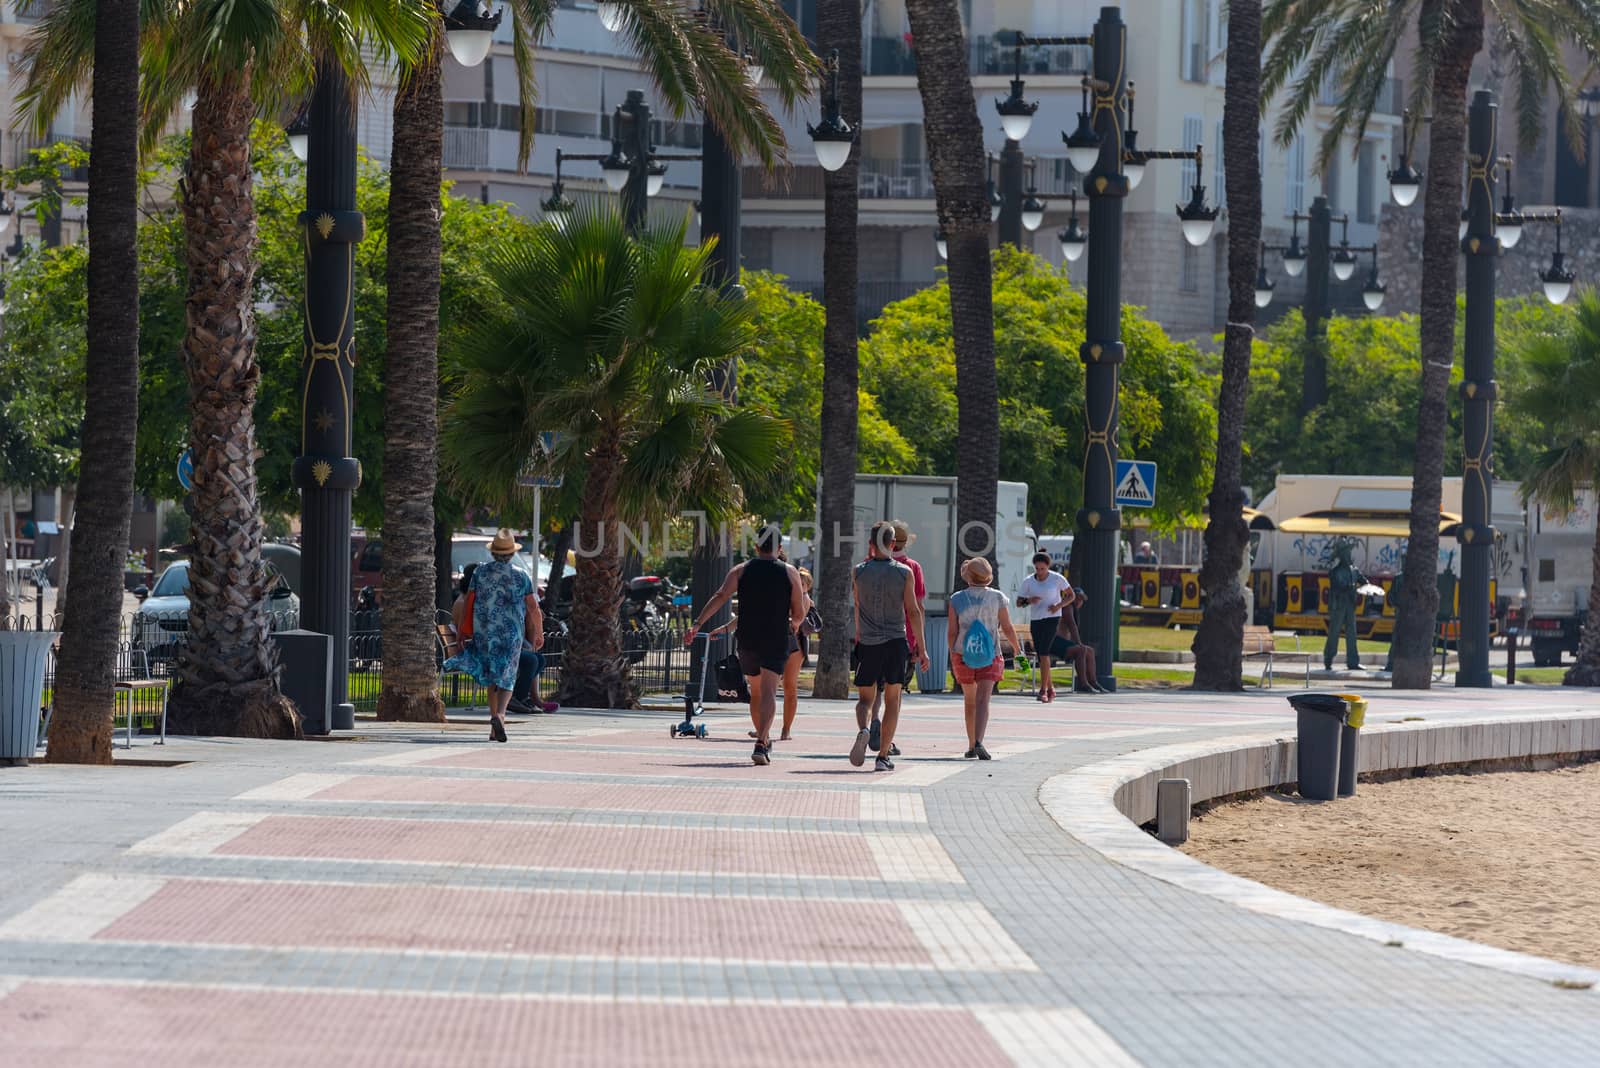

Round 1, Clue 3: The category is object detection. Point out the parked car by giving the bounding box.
[349,533,553,605]
[131,557,298,667]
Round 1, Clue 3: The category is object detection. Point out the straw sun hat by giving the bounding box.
[489,529,522,555]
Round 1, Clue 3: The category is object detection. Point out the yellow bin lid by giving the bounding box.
[1335,693,1368,729]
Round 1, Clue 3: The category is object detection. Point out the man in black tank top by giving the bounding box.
[686,526,803,765]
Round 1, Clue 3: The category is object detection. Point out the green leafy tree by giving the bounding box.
[115,128,530,520]
[1242,297,1572,492]
[443,206,789,709]
[862,247,1216,532]
[1263,0,1600,689]
[736,270,916,522]
[1511,288,1600,687]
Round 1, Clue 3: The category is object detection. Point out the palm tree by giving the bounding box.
[443,205,788,709]
[1263,0,1600,689]
[377,0,813,721]
[17,0,141,764]
[903,0,997,578]
[28,0,430,735]
[812,1,862,700]
[1513,289,1600,687]
[1192,0,1263,692]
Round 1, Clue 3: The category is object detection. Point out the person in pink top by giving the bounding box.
[864,519,924,755]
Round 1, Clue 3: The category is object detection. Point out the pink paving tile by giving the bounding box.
[0,982,1014,1068]
[96,879,927,966]
[215,814,880,878]
[316,776,862,819]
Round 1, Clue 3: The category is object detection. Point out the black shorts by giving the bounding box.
[854,639,910,688]
[738,642,789,677]
[1049,634,1079,659]
[1030,618,1063,657]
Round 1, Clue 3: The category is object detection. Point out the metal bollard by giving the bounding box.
[1156,777,1191,845]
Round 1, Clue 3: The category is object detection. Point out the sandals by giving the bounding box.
[489,717,508,743]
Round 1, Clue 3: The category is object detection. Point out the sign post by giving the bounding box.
[518,433,565,566]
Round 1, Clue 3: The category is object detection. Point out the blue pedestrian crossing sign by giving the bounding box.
[1114,460,1157,508]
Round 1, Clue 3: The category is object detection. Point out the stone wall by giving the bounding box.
[1377,205,1600,314]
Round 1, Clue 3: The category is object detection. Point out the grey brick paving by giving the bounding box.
[2,690,1599,1065]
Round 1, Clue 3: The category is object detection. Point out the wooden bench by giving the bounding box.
[1242,625,1314,689]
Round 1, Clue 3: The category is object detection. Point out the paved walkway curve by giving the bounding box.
[1,687,1598,1065]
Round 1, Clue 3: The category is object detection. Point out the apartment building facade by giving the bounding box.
[402,2,1403,340]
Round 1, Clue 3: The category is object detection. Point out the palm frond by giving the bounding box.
[442,202,786,528]
[504,0,557,171]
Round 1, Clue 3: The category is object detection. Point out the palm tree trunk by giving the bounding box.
[1563,525,1600,686]
[165,71,301,738]
[376,37,446,723]
[1391,0,1483,689]
[904,0,997,580]
[45,0,140,764]
[558,436,633,709]
[1191,0,1262,692]
[812,0,861,700]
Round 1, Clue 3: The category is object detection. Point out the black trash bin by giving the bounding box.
[1287,692,1349,801]
[273,629,333,736]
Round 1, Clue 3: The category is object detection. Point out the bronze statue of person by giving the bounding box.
[1324,539,1367,671]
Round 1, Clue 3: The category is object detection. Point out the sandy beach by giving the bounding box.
[1181,761,1600,970]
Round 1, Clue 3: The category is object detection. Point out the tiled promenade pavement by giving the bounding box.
[3,686,1600,1066]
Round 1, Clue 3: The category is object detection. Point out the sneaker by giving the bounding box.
[752,743,770,766]
[889,743,901,757]
[974,744,992,761]
[964,747,977,759]
[539,700,560,713]
[506,697,535,715]
[849,729,871,767]
[874,756,894,772]
[868,718,882,753]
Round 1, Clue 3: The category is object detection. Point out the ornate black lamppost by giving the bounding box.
[1386,89,1576,686]
[293,6,499,732]
[1073,5,1214,690]
[1259,206,1386,312]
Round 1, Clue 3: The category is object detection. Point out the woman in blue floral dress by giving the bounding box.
[444,530,543,741]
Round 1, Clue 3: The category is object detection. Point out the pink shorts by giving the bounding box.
[952,656,1005,685]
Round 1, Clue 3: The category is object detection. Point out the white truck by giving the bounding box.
[1524,488,1595,667]
[812,474,1035,617]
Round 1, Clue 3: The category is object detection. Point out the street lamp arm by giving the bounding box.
[1015,33,1093,47]
[1125,148,1201,161]
[651,153,705,163]
[1504,210,1562,225]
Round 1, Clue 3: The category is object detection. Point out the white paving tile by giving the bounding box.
[975,1007,1142,1067]
[864,832,966,884]
[897,902,1039,972]
[127,811,267,857]
[235,773,354,801]
[0,874,168,941]
[347,746,459,767]
[858,791,928,824]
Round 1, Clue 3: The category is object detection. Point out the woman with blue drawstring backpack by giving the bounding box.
[946,557,1022,760]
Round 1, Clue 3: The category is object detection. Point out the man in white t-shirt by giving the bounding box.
[1016,551,1073,702]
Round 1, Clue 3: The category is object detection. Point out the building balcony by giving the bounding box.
[863,33,1088,78]
[786,278,930,331]
[1318,74,1403,116]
